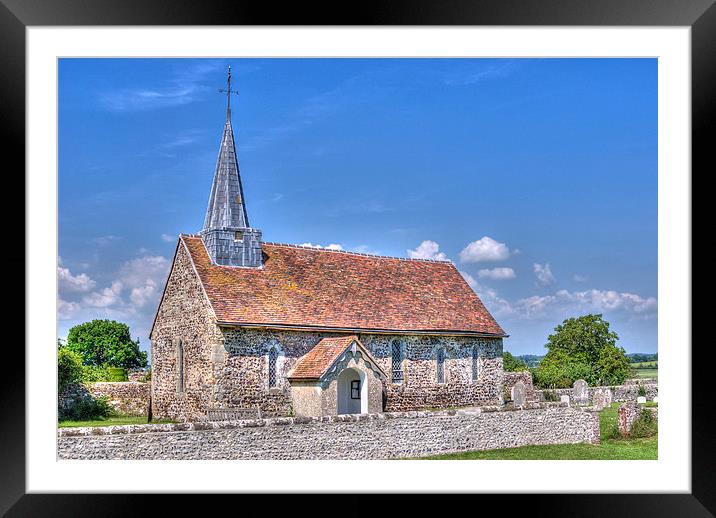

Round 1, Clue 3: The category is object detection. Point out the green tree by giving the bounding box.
[57,347,84,393]
[595,344,632,386]
[503,351,528,372]
[66,319,147,369]
[534,314,629,388]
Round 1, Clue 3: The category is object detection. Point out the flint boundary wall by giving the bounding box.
[88,382,150,417]
[57,403,599,460]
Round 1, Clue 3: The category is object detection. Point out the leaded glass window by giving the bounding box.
[268,347,278,388]
[472,346,479,381]
[391,341,403,383]
[437,347,445,384]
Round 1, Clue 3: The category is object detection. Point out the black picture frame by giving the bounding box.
[3,0,709,515]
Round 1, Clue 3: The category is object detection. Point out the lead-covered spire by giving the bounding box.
[201,66,262,268]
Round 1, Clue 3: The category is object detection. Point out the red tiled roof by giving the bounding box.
[181,235,506,336]
[288,335,359,380]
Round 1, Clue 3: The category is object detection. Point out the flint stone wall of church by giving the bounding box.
[57,404,598,460]
[214,328,503,417]
[151,242,224,422]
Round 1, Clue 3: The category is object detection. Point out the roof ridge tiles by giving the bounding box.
[261,241,454,264]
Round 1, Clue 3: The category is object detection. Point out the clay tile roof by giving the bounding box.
[287,335,359,380]
[181,236,506,336]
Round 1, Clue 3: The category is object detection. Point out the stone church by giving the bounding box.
[150,69,508,422]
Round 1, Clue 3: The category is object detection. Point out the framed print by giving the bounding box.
[3,0,711,515]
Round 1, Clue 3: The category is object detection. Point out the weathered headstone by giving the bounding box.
[592,387,613,411]
[637,396,647,404]
[573,379,589,405]
[511,381,526,406]
[560,395,571,405]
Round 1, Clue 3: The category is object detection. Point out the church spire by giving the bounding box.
[200,66,263,268]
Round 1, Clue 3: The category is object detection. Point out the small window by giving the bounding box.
[177,339,185,393]
[436,347,445,384]
[351,380,361,399]
[472,346,479,381]
[268,347,278,388]
[234,231,244,241]
[391,341,404,383]
[235,195,242,204]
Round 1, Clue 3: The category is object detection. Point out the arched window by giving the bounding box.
[472,346,479,381]
[391,341,404,383]
[268,347,279,388]
[177,339,185,393]
[436,347,445,384]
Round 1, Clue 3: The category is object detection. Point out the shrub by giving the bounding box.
[503,351,528,372]
[106,367,128,382]
[502,386,511,402]
[81,365,127,382]
[140,370,152,382]
[630,409,658,438]
[542,390,559,402]
[637,384,647,397]
[58,347,85,393]
[59,395,115,421]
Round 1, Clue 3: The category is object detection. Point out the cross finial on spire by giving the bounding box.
[218,64,239,118]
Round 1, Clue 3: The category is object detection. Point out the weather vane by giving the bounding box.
[218,65,240,115]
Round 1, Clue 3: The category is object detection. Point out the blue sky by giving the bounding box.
[58,58,657,357]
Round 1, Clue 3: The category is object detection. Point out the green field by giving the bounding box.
[58,416,176,428]
[416,403,657,460]
[631,361,658,380]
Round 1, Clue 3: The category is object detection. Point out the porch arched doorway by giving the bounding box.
[337,367,367,415]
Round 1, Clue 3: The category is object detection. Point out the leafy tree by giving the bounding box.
[66,319,147,369]
[503,351,529,372]
[534,314,630,388]
[594,344,632,386]
[58,347,84,393]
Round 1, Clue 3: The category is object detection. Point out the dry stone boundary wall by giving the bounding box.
[57,403,599,460]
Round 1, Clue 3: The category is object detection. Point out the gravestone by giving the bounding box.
[511,381,526,406]
[637,396,647,404]
[560,395,571,405]
[573,379,589,405]
[592,387,613,411]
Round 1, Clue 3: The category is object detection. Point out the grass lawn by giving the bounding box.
[416,402,657,460]
[630,361,658,380]
[58,416,176,428]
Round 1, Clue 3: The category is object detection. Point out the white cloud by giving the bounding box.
[459,236,511,263]
[533,263,556,287]
[514,289,657,319]
[130,280,158,308]
[460,271,514,318]
[58,265,96,293]
[407,240,449,261]
[99,61,224,112]
[82,281,124,308]
[477,267,516,280]
[57,298,81,320]
[573,274,589,283]
[161,233,175,243]
[300,242,344,251]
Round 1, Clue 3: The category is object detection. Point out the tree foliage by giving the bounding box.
[66,319,147,369]
[58,347,85,393]
[534,314,631,388]
[503,351,529,372]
